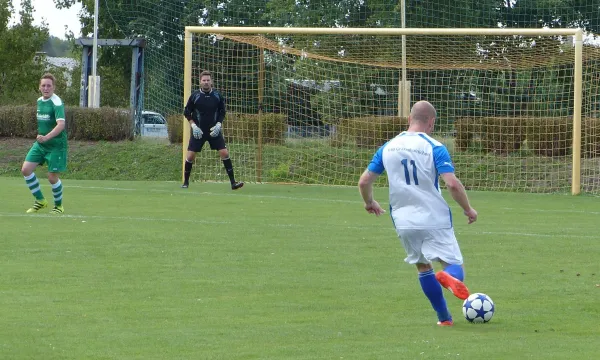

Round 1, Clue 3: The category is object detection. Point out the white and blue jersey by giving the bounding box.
[367,131,454,230]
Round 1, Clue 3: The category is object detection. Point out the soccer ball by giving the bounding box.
[462,293,495,323]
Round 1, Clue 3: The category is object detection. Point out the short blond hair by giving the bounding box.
[40,73,56,85]
[200,70,212,79]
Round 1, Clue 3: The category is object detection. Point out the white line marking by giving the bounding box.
[0,213,230,225]
[7,183,599,215]
[501,207,600,215]
[471,231,598,239]
[0,213,595,238]
[66,185,362,203]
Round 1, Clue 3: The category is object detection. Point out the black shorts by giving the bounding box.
[187,134,227,152]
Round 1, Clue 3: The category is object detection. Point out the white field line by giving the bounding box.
[0,213,231,225]
[65,185,362,204]
[49,185,600,213]
[470,231,598,239]
[0,213,596,238]
[500,207,600,215]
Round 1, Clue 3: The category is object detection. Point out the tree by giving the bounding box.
[0,0,48,104]
[50,0,600,118]
[42,36,71,57]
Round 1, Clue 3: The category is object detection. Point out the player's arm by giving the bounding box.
[358,169,378,202]
[37,103,65,143]
[358,145,387,216]
[216,93,226,123]
[37,121,65,143]
[210,93,226,137]
[183,92,197,124]
[434,145,477,224]
[184,92,202,138]
[440,173,474,214]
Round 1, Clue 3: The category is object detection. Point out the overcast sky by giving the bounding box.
[10,0,83,39]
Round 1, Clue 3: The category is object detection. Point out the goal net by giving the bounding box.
[184,27,600,195]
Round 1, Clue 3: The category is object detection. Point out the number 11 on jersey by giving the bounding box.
[401,159,419,185]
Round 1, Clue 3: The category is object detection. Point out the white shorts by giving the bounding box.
[395,228,463,265]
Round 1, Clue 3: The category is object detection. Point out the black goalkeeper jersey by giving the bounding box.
[184,89,226,132]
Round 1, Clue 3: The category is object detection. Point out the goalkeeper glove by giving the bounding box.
[210,122,222,137]
[191,123,202,139]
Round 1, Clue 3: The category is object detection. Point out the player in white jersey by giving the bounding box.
[358,100,478,326]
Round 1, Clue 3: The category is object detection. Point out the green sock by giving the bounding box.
[52,179,63,207]
[24,173,44,200]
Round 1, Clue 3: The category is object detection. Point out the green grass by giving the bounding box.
[0,177,598,359]
[4,136,598,194]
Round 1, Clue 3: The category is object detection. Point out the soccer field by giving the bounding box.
[0,177,598,359]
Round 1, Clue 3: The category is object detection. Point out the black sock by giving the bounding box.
[184,160,193,183]
[222,158,235,184]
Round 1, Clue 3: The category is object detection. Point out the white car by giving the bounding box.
[138,111,168,138]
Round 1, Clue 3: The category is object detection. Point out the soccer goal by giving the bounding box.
[182,26,600,195]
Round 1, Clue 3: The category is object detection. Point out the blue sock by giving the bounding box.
[444,264,465,281]
[419,269,451,322]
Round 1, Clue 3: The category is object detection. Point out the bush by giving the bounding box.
[525,117,572,157]
[0,106,37,137]
[456,116,600,157]
[332,116,409,148]
[167,114,183,144]
[0,105,133,141]
[456,117,525,154]
[66,107,133,141]
[480,117,525,154]
[168,113,287,145]
[582,117,600,158]
[224,113,287,145]
[455,118,481,151]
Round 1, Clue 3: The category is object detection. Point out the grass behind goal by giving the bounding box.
[0,177,598,359]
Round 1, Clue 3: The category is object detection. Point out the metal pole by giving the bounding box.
[401,0,408,117]
[571,29,583,195]
[257,48,265,183]
[91,0,99,107]
[186,26,579,36]
[182,29,193,183]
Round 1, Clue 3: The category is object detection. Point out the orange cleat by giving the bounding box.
[437,320,454,326]
[435,271,470,300]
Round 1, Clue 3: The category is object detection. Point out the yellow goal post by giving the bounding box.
[183,26,584,195]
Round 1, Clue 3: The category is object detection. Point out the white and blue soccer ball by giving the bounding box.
[462,293,495,323]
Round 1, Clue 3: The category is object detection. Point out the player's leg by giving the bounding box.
[46,148,67,214]
[417,263,453,326]
[22,144,47,213]
[440,262,465,281]
[423,229,470,300]
[48,172,64,213]
[182,136,205,188]
[211,136,243,190]
[182,151,196,188]
[397,228,452,325]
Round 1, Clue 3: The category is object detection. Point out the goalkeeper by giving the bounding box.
[182,70,243,190]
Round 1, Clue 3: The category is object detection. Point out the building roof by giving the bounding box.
[45,56,78,70]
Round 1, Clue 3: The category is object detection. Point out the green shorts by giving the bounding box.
[25,142,68,173]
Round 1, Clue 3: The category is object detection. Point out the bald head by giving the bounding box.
[409,101,437,123]
[407,100,437,134]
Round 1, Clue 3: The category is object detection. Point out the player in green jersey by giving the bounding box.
[21,73,67,214]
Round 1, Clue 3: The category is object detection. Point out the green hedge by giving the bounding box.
[332,116,409,148]
[167,114,183,144]
[0,105,133,141]
[525,118,571,157]
[583,118,600,158]
[455,116,600,157]
[167,113,287,145]
[455,117,524,154]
